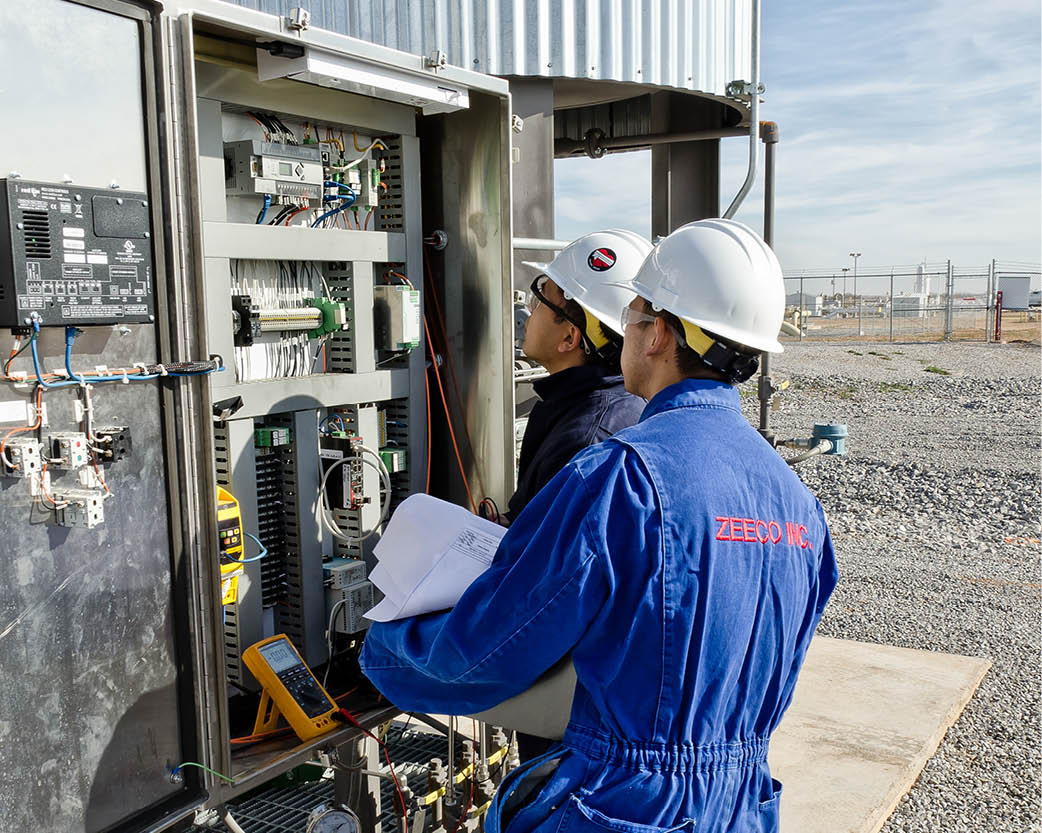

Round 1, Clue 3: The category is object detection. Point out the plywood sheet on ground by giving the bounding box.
[769,636,991,833]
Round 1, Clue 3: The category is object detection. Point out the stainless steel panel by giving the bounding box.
[221,0,753,96]
[0,2,196,830]
[201,223,408,263]
[215,371,412,419]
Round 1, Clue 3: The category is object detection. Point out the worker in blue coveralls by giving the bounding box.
[509,230,651,763]
[361,219,839,833]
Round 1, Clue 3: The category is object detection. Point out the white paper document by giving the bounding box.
[366,493,506,622]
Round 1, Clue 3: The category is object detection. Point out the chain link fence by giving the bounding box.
[782,260,1041,344]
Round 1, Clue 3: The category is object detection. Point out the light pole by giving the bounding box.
[841,267,850,303]
[849,252,862,334]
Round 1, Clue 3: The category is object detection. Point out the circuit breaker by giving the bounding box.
[0,179,155,327]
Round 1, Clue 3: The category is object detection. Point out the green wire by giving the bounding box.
[173,761,236,783]
[4,333,35,376]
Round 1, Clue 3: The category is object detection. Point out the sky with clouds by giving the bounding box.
[554,0,1041,277]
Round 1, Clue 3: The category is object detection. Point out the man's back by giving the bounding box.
[362,379,838,832]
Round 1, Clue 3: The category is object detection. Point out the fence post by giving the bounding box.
[994,290,1003,342]
[889,269,895,342]
[943,259,954,340]
[799,275,805,342]
[985,259,995,343]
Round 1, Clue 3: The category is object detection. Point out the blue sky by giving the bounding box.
[554,0,1042,276]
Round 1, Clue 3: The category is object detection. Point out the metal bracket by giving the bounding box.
[286,8,311,31]
[425,49,448,71]
[511,114,524,134]
[726,79,766,98]
[583,127,607,159]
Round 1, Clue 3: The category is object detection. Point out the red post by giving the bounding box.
[994,290,1003,342]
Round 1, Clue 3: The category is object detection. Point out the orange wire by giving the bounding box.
[424,316,476,513]
[424,352,431,494]
[422,250,486,497]
[364,209,374,230]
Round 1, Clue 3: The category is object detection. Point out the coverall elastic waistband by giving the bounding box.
[563,724,770,772]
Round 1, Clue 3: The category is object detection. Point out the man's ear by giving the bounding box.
[646,317,674,357]
[558,324,583,354]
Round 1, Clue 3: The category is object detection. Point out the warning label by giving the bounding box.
[62,305,126,319]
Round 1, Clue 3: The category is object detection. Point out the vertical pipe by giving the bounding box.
[757,121,778,444]
[723,0,761,219]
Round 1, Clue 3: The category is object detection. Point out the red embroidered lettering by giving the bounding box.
[768,521,782,544]
[742,518,757,542]
[715,517,731,541]
[798,525,810,549]
[729,517,742,540]
[755,520,769,543]
[786,522,798,545]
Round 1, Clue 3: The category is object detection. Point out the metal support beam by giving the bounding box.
[650,92,724,236]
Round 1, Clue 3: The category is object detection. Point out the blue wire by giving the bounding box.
[29,324,70,389]
[29,324,215,387]
[256,193,272,224]
[64,327,86,384]
[223,531,267,564]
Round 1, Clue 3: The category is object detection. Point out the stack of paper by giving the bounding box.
[367,493,506,622]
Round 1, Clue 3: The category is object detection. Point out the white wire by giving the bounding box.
[317,444,391,544]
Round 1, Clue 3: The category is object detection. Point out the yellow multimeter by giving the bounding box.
[242,634,340,741]
[217,486,245,605]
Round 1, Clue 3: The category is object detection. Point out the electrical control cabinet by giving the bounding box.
[0,178,155,327]
[0,0,514,829]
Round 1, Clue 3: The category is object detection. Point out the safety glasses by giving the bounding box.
[528,277,595,353]
[620,304,687,346]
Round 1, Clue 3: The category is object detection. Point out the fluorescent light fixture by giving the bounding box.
[257,47,470,115]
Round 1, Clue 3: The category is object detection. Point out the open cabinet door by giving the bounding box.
[0,1,205,832]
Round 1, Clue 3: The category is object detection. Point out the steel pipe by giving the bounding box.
[512,237,572,251]
[723,0,762,219]
[554,127,748,158]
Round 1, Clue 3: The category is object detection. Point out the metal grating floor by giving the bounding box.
[191,723,459,832]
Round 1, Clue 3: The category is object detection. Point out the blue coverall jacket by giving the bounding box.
[508,364,645,522]
[361,379,839,833]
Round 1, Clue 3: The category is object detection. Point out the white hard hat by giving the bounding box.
[522,229,652,338]
[629,219,785,353]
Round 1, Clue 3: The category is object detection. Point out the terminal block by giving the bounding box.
[93,426,131,463]
[379,447,406,474]
[48,432,88,470]
[55,489,105,529]
[3,437,42,478]
[254,426,291,448]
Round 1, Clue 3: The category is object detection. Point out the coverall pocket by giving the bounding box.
[757,778,782,826]
[559,794,696,833]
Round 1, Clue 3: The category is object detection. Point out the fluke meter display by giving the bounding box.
[243,634,339,740]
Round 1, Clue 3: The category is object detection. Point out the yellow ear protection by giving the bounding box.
[678,320,760,384]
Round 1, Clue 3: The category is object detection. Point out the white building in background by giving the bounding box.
[786,292,824,316]
[893,294,930,318]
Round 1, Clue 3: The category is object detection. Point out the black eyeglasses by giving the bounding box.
[527,277,595,353]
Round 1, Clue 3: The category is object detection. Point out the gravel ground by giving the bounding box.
[740,342,1041,833]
